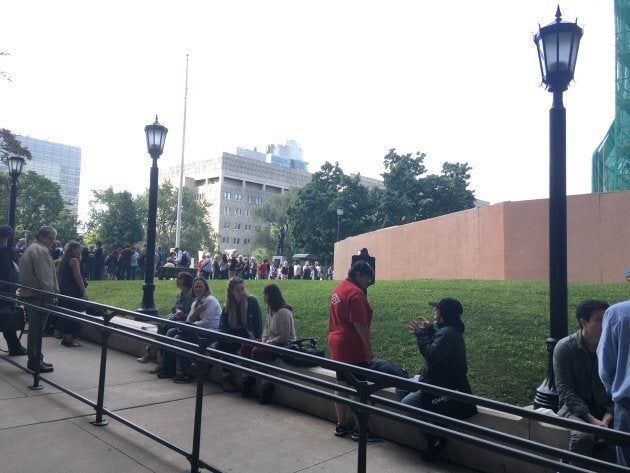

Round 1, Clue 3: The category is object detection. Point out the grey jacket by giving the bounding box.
[553,330,612,419]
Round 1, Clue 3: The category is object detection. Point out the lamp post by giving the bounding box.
[533,6,582,410]
[6,154,25,246]
[336,207,344,242]
[137,116,168,317]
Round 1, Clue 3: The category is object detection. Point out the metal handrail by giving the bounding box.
[1,283,629,473]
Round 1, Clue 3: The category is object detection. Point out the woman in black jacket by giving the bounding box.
[402,297,477,462]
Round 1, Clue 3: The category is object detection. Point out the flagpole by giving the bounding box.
[175,54,189,248]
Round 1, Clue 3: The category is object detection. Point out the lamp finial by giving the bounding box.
[555,5,562,23]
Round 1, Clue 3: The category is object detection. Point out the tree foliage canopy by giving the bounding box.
[88,187,144,250]
[136,181,216,254]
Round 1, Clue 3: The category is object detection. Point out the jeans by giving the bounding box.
[615,400,630,466]
[565,413,616,463]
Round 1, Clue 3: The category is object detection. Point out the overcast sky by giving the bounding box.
[0,1,615,220]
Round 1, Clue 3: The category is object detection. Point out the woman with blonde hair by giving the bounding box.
[217,277,262,393]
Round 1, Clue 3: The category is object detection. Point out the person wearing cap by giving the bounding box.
[402,297,477,462]
[328,260,381,442]
[20,225,59,373]
[0,224,27,356]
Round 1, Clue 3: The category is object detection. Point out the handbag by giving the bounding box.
[279,337,325,367]
[0,304,26,332]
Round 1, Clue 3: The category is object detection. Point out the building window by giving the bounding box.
[246,209,251,217]
[234,193,242,201]
[235,208,243,216]
[235,223,241,230]
[223,221,230,228]
[246,195,253,203]
[255,197,263,205]
[233,237,240,244]
[223,191,231,199]
[223,206,230,214]
[244,224,251,231]
[244,238,251,245]
[194,193,204,201]
[221,236,228,243]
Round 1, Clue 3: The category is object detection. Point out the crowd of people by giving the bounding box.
[2,225,630,466]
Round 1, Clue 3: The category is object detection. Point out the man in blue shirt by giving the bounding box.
[598,300,630,466]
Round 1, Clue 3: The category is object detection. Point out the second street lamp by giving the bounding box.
[137,116,168,318]
[6,154,25,247]
[533,6,583,410]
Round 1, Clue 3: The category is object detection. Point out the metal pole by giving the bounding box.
[534,90,567,410]
[138,155,160,317]
[337,215,341,242]
[91,330,111,426]
[8,172,18,248]
[175,54,189,249]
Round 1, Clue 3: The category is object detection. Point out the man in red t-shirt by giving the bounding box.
[328,260,380,441]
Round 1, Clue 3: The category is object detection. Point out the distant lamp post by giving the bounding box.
[533,6,582,410]
[336,207,344,242]
[137,116,168,317]
[6,154,25,245]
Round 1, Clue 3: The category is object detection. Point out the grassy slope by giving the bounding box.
[87,278,629,406]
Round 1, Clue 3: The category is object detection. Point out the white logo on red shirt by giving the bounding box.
[331,293,341,305]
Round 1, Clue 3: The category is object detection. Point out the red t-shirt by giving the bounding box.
[328,279,373,363]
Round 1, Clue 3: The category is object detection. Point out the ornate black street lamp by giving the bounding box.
[533,6,582,410]
[137,116,168,317]
[336,207,343,242]
[6,154,25,246]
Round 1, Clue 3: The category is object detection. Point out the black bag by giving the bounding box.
[0,304,26,332]
[279,338,325,367]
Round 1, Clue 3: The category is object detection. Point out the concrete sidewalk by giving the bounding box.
[0,336,477,473]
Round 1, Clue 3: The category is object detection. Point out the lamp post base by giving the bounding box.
[533,377,559,411]
[136,284,158,320]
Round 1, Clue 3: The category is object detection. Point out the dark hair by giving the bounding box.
[575,300,609,324]
[192,277,210,295]
[177,272,194,289]
[347,260,374,280]
[263,283,292,312]
[58,241,82,277]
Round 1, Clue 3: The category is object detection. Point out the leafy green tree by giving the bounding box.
[136,181,216,254]
[0,171,64,234]
[53,208,80,243]
[252,190,297,257]
[0,127,32,160]
[88,187,144,250]
[288,162,376,264]
[375,149,475,227]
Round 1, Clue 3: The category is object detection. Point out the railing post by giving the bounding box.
[354,379,369,473]
[91,315,113,426]
[184,336,210,473]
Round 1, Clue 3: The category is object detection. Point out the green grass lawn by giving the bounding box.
[87,278,629,407]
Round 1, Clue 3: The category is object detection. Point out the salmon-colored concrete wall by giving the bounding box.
[334,190,630,283]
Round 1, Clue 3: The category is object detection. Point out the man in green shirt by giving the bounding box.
[553,299,615,462]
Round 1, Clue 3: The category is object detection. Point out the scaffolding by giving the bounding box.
[592,0,630,192]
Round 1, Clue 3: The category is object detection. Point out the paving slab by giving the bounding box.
[0,334,479,473]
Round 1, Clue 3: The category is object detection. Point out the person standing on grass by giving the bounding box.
[328,260,381,442]
[598,299,630,466]
[554,300,615,464]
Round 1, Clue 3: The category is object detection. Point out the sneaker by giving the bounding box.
[351,430,382,443]
[137,353,156,364]
[173,374,193,384]
[157,371,175,379]
[334,423,354,437]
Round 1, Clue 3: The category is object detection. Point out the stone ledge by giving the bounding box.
[79,320,568,473]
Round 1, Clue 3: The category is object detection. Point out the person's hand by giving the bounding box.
[408,316,431,333]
